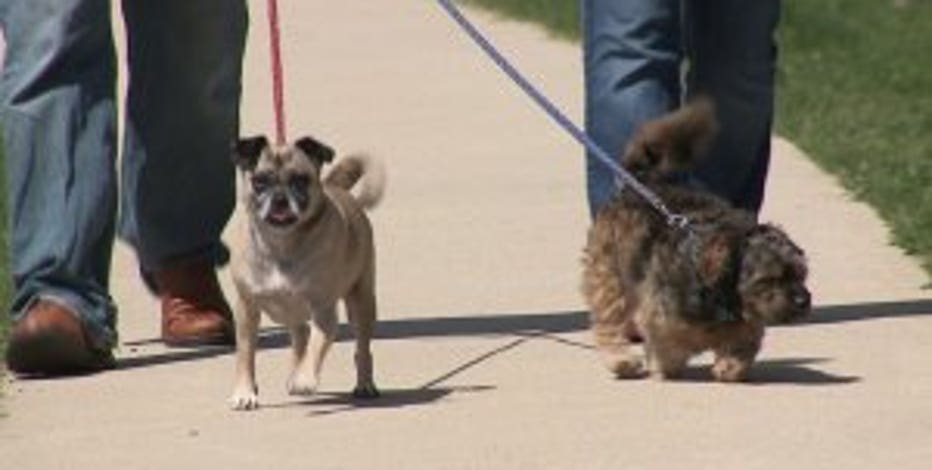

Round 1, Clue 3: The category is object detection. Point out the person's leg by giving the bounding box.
[0,0,119,370]
[583,0,683,216]
[119,0,247,269]
[119,0,248,345]
[683,0,781,213]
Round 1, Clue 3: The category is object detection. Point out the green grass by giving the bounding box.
[463,0,932,280]
[776,1,932,277]
[465,0,580,40]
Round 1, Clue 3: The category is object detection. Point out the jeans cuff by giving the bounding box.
[135,241,230,295]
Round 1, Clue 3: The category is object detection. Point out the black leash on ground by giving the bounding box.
[434,0,692,233]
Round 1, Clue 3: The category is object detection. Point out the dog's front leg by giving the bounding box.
[287,306,337,396]
[643,327,691,380]
[712,328,763,382]
[645,347,691,380]
[229,295,261,411]
[288,322,310,370]
[285,322,310,394]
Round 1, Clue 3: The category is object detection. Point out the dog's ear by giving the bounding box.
[700,234,735,285]
[747,223,777,239]
[295,136,335,168]
[233,135,269,171]
[747,224,800,254]
[747,223,808,276]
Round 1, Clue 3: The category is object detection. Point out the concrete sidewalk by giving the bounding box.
[3,1,930,468]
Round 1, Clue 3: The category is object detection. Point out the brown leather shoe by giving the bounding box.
[152,259,234,347]
[5,299,115,376]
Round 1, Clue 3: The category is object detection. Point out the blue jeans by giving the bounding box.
[0,0,247,351]
[583,0,780,216]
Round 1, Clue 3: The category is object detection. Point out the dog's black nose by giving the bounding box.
[794,291,811,310]
[271,193,289,210]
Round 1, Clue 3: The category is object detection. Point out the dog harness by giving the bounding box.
[680,225,744,324]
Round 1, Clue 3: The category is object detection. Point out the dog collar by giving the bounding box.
[709,239,745,323]
[682,225,744,324]
[700,287,742,323]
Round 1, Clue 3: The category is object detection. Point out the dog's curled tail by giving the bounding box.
[622,96,719,177]
[325,153,386,210]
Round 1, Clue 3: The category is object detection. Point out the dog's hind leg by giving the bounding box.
[287,306,337,396]
[588,295,645,379]
[644,341,691,380]
[582,224,648,379]
[345,270,380,399]
[641,316,693,380]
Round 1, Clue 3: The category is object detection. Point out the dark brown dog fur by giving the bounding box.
[581,99,811,382]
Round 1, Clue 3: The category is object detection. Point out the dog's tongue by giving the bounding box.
[268,208,296,224]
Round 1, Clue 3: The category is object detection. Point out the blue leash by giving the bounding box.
[434,0,690,230]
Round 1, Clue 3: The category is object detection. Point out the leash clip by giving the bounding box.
[667,214,691,231]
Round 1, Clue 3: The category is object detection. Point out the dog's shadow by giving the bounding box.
[261,385,495,417]
[804,299,932,325]
[676,357,859,385]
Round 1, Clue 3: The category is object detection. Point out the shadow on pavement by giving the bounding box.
[233,335,515,416]
[120,310,586,350]
[115,299,932,373]
[117,310,588,371]
[251,311,588,349]
[806,299,932,325]
[677,357,859,385]
[249,337,517,416]
[749,357,860,385]
[116,345,234,370]
[260,385,496,417]
[418,336,532,389]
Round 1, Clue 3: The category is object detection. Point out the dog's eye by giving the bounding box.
[762,290,777,303]
[251,174,274,193]
[793,264,808,280]
[288,174,310,192]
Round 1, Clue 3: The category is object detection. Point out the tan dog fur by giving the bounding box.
[228,136,384,410]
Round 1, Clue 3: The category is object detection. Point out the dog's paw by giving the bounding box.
[229,386,260,411]
[646,361,686,381]
[712,358,750,383]
[287,373,319,396]
[648,369,680,381]
[352,383,381,399]
[603,354,646,379]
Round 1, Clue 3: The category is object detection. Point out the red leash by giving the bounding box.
[267,0,287,145]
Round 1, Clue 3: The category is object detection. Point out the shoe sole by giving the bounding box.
[6,329,114,377]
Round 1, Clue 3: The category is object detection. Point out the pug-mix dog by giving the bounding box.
[228,135,384,410]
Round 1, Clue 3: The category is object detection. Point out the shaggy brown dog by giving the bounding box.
[581,99,811,382]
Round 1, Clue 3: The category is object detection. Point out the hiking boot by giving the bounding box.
[152,259,234,347]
